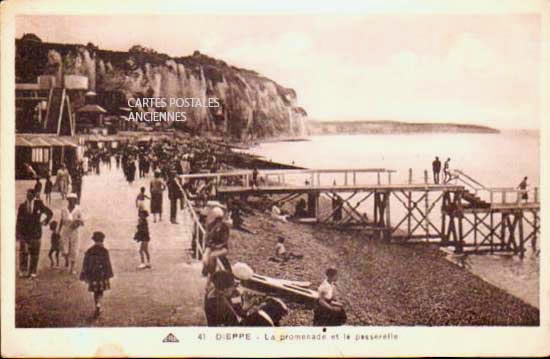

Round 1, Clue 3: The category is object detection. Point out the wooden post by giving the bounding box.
[353,171,356,185]
[408,191,412,238]
[457,216,464,254]
[377,172,381,185]
[441,211,447,243]
[534,187,538,203]
[518,212,524,259]
[373,192,379,226]
[385,191,391,238]
[310,173,314,186]
[501,213,506,250]
[490,211,494,254]
[502,191,506,204]
[424,190,429,240]
[344,172,348,186]
[473,212,478,247]
[532,210,538,252]
[408,168,412,184]
[307,192,317,218]
[424,170,428,184]
[317,173,320,187]
[315,193,320,221]
[388,172,392,185]
[490,190,493,203]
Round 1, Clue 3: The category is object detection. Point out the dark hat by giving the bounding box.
[92,231,105,242]
[211,270,235,290]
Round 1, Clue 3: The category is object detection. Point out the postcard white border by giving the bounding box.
[1,0,550,357]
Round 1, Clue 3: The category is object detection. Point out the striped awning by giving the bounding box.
[15,136,39,147]
[16,135,78,147]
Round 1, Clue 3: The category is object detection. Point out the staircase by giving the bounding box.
[462,189,490,209]
[452,169,491,208]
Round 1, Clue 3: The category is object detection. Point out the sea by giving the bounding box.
[244,131,541,308]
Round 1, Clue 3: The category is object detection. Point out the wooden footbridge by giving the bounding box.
[182,168,540,258]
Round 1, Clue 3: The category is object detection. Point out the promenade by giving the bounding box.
[15,165,206,327]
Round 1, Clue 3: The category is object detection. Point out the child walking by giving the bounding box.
[80,231,114,318]
[134,209,151,269]
[48,220,61,267]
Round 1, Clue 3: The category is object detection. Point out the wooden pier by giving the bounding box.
[182,168,540,257]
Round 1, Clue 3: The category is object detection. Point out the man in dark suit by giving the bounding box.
[16,189,53,278]
[167,172,183,224]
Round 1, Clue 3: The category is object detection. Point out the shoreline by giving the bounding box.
[219,151,539,324]
[228,204,539,325]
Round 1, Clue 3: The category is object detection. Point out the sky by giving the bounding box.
[16,14,542,129]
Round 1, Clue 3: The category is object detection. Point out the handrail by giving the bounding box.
[452,169,486,191]
[182,190,206,258]
[484,187,538,204]
[181,168,398,188]
[181,168,396,179]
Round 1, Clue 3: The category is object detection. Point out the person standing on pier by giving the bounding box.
[432,156,441,184]
[518,176,529,203]
[443,158,451,183]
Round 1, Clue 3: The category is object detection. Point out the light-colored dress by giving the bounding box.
[56,168,71,195]
[60,205,84,261]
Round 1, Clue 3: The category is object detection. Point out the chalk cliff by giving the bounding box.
[15,34,308,140]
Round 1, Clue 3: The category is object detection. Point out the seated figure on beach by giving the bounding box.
[270,236,304,262]
[313,268,347,326]
[271,204,289,223]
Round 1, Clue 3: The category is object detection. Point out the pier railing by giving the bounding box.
[181,190,206,259]
[451,169,539,205]
[181,168,397,189]
[484,187,539,205]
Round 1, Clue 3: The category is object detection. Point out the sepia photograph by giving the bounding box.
[1,0,549,357]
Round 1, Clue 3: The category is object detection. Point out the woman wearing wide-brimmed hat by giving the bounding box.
[58,193,85,274]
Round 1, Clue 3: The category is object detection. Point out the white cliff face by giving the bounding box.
[33,46,307,139]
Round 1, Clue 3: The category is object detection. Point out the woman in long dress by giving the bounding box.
[55,163,71,199]
[58,193,84,274]
[149,169,166,223]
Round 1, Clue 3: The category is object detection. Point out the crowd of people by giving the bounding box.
[17,135,348,325]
